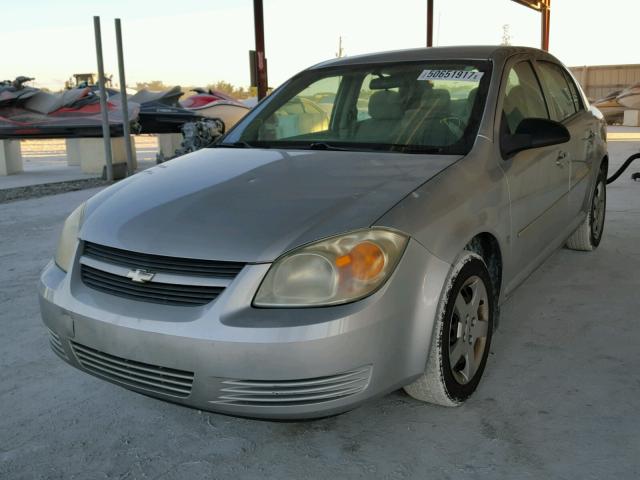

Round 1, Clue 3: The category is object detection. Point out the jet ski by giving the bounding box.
[0,77,140,139]
[617,84,640,110]
[106,85,208,134]
[592,90,625,125]
[180,89,250,130]
[0,76,40,106]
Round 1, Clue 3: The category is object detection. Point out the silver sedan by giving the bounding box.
[40,46,608,419]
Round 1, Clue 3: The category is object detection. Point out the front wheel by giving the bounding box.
[404,252,495,406]
[566,167,607,251]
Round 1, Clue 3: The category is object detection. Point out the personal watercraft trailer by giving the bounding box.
[97,85,248,134]
[0,78,140,140]
[117,86,250,133]
[618,84,640,110]
[591,83,640,125]
[107,85,207,134]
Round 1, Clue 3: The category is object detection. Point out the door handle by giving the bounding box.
[583,130,595,141]
[555,151,568,167]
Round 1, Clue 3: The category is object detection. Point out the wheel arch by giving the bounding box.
[464,232,503,329]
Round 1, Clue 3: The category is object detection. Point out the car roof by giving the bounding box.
[310,45,560,69]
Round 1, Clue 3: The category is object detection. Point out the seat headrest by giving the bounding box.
[505,85,527,112]
[426,88,450,103]
[368,90,403,120]
[417,88,450,115]
[465,88,479,117]
[467,88,478,105]
[403,81,433,107]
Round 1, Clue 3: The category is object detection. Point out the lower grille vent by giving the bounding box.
[48,329,68,360]
[71,342,194,398]
[211,366,372,407]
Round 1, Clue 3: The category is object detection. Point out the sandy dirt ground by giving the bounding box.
[0,138,639,479]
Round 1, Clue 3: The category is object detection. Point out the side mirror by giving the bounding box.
[502,117,570,158]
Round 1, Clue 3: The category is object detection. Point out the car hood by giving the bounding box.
[81,147,460,262]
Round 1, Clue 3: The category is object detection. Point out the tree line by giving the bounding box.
[134,80,257,99]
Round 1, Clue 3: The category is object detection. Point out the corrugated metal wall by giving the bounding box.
[569,64,640,101]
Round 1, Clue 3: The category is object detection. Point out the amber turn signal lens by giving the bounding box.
[337,241,385,281]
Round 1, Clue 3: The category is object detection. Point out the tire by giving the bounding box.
[404,251,495,406]
[566,166,607,251]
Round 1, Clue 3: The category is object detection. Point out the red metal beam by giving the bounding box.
[541,1,550,51]
[253,0,268,100]
[511,0,551,51]
[512,0,543,11]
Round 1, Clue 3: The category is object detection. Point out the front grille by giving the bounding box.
[211,366,372,407]
[48,329,68,360]
[71,341,194,398]
[81,264,223,306]
[83,241,245,278]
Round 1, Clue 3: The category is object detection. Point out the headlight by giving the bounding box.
[54,202,86,272]
[254,229,408,307]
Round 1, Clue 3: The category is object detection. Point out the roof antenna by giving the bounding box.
[502,24,512,45]
[335,36,345,58]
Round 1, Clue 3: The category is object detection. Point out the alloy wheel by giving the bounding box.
[591,179,606,241]
[448,276,490,385]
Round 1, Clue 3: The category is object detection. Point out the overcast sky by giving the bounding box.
[2,0,638,91]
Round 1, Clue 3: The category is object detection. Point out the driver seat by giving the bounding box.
[396,88,453,146]
[354,90,404,142]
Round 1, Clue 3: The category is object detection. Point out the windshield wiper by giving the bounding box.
[392,146,444,154]
[307,142,351,151]
[212,140,254,149]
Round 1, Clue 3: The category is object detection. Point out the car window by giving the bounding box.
[562,69,584,112]
[224,60,492,155]
[537,61,578,121]
[502,61,548,134]
[355,74,399,121]
[352,73,483,124]
[263,76,338,139]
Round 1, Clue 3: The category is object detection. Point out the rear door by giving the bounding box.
[534,60,596,218]
[498,57,571,274]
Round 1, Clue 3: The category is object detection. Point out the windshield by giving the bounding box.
[221,60,492,154]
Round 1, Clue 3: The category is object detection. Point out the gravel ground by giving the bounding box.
[0,178,110,204]
[1,143,639,479]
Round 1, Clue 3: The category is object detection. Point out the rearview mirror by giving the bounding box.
[502,117,570,158]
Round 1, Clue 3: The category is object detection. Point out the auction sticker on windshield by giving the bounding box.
[417,70,484,81]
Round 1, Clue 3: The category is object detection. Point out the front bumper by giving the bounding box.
[39,239,450,419]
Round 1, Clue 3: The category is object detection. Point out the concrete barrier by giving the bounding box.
[0,140,23,176]
[157,133,183,160]
[66,136,137,174]
[623,110,640,127]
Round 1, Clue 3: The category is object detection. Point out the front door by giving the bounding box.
[498,58,571,275]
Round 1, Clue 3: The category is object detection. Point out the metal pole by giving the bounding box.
[115,18,134,176]
[93,16,113,181]
[426,0,434,47]
[541,0,551,51]
[253,0,268,100]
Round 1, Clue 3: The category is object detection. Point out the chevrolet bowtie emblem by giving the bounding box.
[126,269,155,283]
